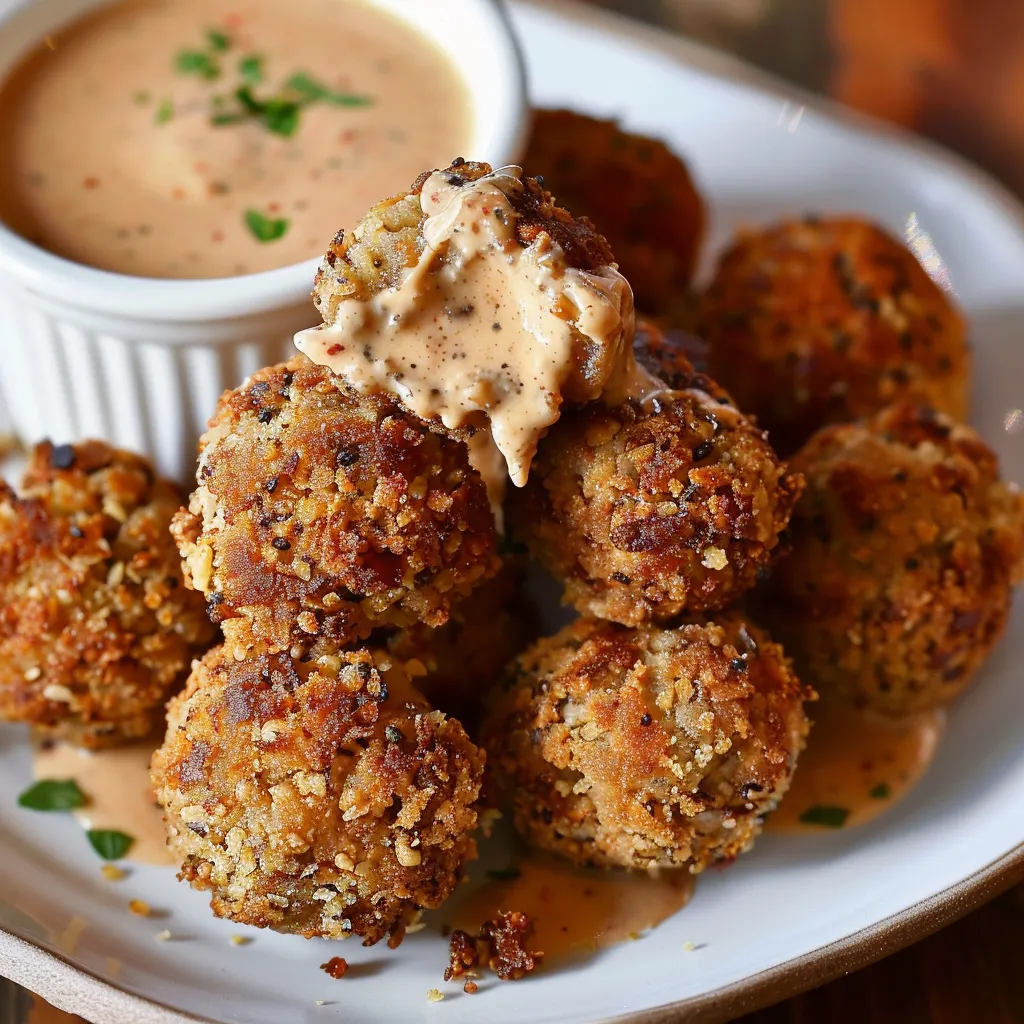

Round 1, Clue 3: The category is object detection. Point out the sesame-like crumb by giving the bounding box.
[315,1000,325,1006]
[154,929,172,942]
[320,957,348,980]
[128,899,151,917]
[683,940,696,951]
[426,989,444,1003]
[101,865,126,882]
[229,935,251,946]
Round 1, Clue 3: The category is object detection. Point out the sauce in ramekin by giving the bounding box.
[0,0,470,278]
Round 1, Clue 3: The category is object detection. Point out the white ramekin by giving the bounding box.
[0,0,528,483]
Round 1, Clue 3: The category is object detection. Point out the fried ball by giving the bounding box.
[0,440,214,748]
[507,331,802,625]
[151,642,484,947]
[482,615,811,871]
[378,557,536,735]
[697,217,971,454]
[172,355,499,657]
[523,109,705,313]
[310,159,626,409]
[759,402,1024,715]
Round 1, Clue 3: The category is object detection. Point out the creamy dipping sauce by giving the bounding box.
[33,739,173,865]
[769,698,945,832]
[450,855,694,960]
[296,166,638,487]
[0,0,470,278]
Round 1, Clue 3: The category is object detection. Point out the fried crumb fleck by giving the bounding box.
[426,988,445,1003]
[481,911,544,981]
[683,940,696,951]
[154,929,172,942]
[128,899,151,917]
[444,929,480,981]
[463,980,478,994]
[320,957,349,980]
[229,935,251,947]
[101,864,126,882]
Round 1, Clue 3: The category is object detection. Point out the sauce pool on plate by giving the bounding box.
[0,0,470,278]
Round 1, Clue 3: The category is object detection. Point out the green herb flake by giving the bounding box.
[207,29,231,52]
[245,209,289,243]
[18,779,86,812]
[263,99,300,137]
[87,829,134,861]
[239,55,264,85]
[155,98,174,125]
[176,50,219,80]
[132,90,151,106]
[799,804,850,829]
[486,866,521,881]
[286,72,371,107]
[869,782,892,800]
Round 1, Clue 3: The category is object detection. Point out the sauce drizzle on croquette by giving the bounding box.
[296,165,643,489]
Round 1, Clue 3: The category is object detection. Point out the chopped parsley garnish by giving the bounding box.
[486,866,521,881]
[869,782,892,800]
[207,29,231,52]
[239,54,264,85]
[18,779,86,812]
[154,98,174,125]
[176,50,220,81]
[87,829,134,861]
[234,86,301,137]
[799,804,849,829]
[245,209,290,243]
[286,72,372,107]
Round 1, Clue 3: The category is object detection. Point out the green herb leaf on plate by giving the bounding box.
[87,829,134,860]
[155,98,174,124]
[207,29,231,52]
[245,209,289,243]
[869,782,892,800]
[18,779,86,812]
[486,866,521,881]
[239,55,264,85]
[798,804,849,829]
[263,99,300,137]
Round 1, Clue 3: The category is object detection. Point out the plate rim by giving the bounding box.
[5,1,1024,1021]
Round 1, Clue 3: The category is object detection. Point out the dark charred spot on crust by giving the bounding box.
[49,443,77,470]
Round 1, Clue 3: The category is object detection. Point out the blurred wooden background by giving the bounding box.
[584,0,1024,1020]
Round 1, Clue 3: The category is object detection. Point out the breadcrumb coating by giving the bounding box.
[172,356,498,657]
[151,642,484,946]
[759,402,1024,715]
[507,325,802,624]
[0,440,214,748]
[698,217,970,454]
[523,109,705,313]
[483,615,810,871]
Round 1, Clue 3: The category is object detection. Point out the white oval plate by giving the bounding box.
[2,1,1024,1021]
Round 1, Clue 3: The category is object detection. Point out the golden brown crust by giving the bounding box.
[523,109,706,313]
[507,330,802,624]
[697,217,971,454]
[172,355,499,657]
[758,402,1024,715]
[482,615,811,871]
[376,557,536,737]
[312,158,615,328]
[0,440,214,748]
[151,642,484,946]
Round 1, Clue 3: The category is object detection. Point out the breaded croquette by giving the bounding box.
[482,615,811,871]
[0,440,214,748]
[172,355,499,658]
[151,642,484,947]
[759,402,1024,715]
[507,325,802,625]
[698,217,970,454]
[523,109,705,314]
